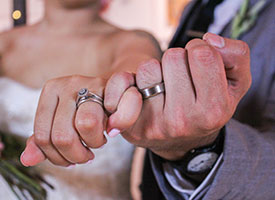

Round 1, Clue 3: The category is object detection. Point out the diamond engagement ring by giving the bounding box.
[139,82,165,99]
[76,88,103,109]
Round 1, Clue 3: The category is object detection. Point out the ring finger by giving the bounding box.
[51,96,95,164]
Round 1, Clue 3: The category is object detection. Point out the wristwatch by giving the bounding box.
[168,128,225,184]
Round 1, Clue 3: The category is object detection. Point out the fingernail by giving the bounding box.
[108,129,121,138]
[87,160,93,164]
[67,164,76,169]
[20,151,25,160]
[20,151,29,167]
[204,33,225,48]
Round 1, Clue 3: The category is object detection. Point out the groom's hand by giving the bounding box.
[105,33,251,160]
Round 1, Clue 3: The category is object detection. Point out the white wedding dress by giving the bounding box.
[0,77,134,200]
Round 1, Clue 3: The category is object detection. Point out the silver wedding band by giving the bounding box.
[139,82,165,99]
[76,88,103,109]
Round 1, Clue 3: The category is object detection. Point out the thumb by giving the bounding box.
[203,32,252,99]
[20,135,45,167]
[107,87,142,137]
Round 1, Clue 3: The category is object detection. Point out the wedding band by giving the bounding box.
[76,88,103,109]
[139,82,165,99]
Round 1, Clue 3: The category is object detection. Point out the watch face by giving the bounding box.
[187,152,218,173]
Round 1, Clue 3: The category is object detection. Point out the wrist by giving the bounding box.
[152,129,221,161]
[163,128,225,183]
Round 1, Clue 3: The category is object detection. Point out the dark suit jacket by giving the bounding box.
[141,0,275,199]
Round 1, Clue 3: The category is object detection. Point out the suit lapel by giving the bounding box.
[170,0,273,46]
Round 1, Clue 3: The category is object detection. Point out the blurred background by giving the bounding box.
[0,0,191,49]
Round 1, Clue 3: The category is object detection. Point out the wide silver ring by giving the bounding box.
[139,82,165,99]
[76,88,103,109]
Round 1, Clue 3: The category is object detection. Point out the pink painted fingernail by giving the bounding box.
[20,151,29,167]
[204,33,225,48]
[87,160,93,164]
[67,164,76,169]
[108,129,121,138]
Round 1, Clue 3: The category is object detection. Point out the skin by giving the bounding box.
[0,0,161,166]
[21,33,251,169]
[0,0,161,88]
[104,33,252,160]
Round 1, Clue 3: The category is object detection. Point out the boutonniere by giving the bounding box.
[231,0,267,39]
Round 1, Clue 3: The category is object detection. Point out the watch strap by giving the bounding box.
[167,127,225,183]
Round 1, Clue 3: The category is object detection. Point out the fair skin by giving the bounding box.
[0,0,161,166]
[0,0,161,88]
[21,33,251,167]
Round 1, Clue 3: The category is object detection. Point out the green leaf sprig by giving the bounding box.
[231,0,267,39]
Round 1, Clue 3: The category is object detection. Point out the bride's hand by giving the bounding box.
[21,75,107,167]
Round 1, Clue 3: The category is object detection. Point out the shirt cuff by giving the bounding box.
[163,153,223,199]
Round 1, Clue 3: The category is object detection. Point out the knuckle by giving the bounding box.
[136,59,162,88]
[201,117,216,132]
[142,58,160,66]
[69,74,84,83]
[165,117,187,138]
[77,159,90,164]
[146,124,163,140]
[201,108,224,131]
[186,38,204,49]
[128,87,142,98]
[237,40,250,55]
[163,48,185,59]
[52,131,74,148]
[105,72,134,112]
[162,48,186,67]
[137,59,160,76]
[85,137,105,149]
[104,101,116,113]
[192,45,216,65]
[68,75,86,87]
[51,160,70,167]
[76,113,98,134]
[93,77,106,87]
[105,72,135,112]
[91,77,106,95]
[114,71,134,86]
[43,78,57,92]
[124,134,140,145]
[34,132,49,147]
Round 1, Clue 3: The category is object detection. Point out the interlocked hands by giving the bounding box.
[21,33,251,166]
